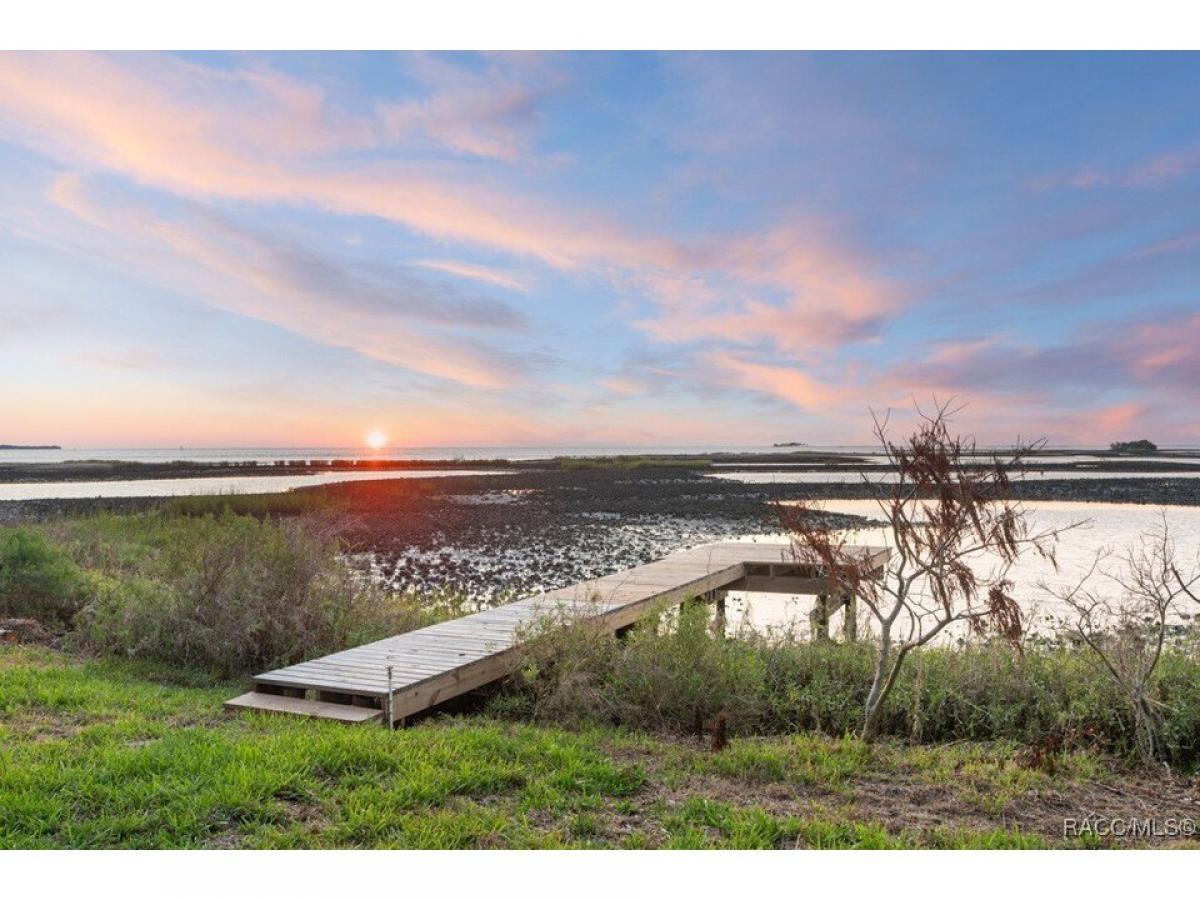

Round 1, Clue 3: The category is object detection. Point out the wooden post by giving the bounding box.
[810,594,830,641]
[842,592,857,642]
[386,665,395,729]
[713,590,727,638]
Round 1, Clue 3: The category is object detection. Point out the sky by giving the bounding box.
[1,51,1198,448]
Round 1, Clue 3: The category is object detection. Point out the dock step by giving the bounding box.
[223,691,382,724]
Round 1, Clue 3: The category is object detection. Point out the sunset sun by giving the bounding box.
[365,431,387,450]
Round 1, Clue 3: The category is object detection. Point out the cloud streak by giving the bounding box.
[0,52,895,353]
[49,173,536,388]
[412,258,532,293]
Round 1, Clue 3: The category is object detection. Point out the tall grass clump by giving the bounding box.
[3,511,445,678]
[0,529,93,627]
[511,603,765,731]
[162,490,335,518]
[555,456,712,471]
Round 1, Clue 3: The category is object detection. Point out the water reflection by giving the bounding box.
[0,469,511,501]
[723,500,1200,639]
[709,470,1200,484]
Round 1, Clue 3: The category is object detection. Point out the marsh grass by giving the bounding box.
[554,456,713,470]
[0,511,460,678]
[0,528,93,627]
[500,601,1200,768]
[162,490,338,518]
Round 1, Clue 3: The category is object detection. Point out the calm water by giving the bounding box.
[725,500,1200,636]
[0,469,510,501]
[709,470,1200,484]
[711,454,1200,467]
[5,444,1198,465]
[0,444,785,465]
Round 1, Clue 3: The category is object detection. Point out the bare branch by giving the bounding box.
[780,399,1082,741]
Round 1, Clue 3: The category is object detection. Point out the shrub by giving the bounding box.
[0,529,93,627]
[0,510,454,679]
[514,603,766,732]
[499,604,1200,769]
[610,605,768,732]
[161,490,334,518]
[69,511,445,678]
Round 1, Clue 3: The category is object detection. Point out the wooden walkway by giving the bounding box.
[225,540,888,725]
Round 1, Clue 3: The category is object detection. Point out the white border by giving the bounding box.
[2,0,1199,50]
[3,0,1198,884]
[3,849,1198,894]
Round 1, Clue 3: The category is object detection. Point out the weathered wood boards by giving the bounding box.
[224,541,888,724]
[224,690,384,723]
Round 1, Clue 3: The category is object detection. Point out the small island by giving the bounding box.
[0,444,61,450]
[1109,439,1158,453]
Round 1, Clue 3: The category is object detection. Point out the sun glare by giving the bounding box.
[366,431,387,450]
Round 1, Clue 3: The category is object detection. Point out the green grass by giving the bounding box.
[162,491,338,518]
[0,645,1149,850]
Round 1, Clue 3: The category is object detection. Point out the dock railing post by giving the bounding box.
[843,592,858,642]
[386,665,394,729]
[810,594,830,641]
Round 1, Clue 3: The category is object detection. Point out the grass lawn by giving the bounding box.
[1,645,1194,849]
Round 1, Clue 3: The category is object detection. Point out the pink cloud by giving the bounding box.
[0,53,640,270]
[709,353,847,411]
[1126,144,1200,187]
[412,258,531,293]
[1034,142,1200,193]
[868,306,1200,443]
[2,52,899,435]
[633,223,895,354]
[48,173,533,389]
[596,376,645,396]
[0,52,895,350]
[1082,401,1145,435]
[377,53,560,162]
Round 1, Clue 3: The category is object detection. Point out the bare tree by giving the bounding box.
[781,400,1075,741]
[1048,513,1199,766]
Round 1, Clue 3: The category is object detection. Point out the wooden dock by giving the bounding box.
[225,540,888,725]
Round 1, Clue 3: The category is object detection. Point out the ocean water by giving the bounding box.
[5,444,1198,466]
[0,469,511,501]
[0,444,791,465]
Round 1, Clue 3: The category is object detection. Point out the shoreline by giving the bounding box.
[4,448,1200,484]
[5,466,1199,602]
